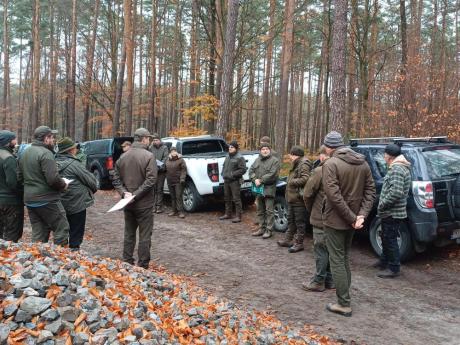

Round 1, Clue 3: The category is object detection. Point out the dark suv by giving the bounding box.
[80,137,133,189]
[350,137,460,261]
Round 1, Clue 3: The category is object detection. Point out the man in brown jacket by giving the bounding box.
[277,145,311,252]
[165,147,187,218]
[302,146,334,291]
[112,128,157,269]
[322,131,375,317]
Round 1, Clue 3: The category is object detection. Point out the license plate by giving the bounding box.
[452,229,460,240]
[242,181,252,189]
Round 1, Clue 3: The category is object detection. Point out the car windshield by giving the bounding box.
[182,140,224,155]
[422,148,460,179]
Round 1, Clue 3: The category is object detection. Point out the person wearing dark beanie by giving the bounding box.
[375,143,411,279]
[277,145,312,253]
[220,141,247,222]
[0,130,24,242]
[321,131,376,317]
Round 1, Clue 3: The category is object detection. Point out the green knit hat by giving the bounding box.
[57,137,78,154]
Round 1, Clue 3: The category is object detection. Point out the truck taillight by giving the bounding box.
[412,181,434,209]
[106,157,114,170]
[207,162,219,182]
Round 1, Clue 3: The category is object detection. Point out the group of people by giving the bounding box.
[220,131,411,317]
[0,126,411,317]
[0,126,98,250]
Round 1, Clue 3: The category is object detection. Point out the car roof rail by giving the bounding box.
[349,137,405,146]
[350,136,451,146]
[393,136,450,143]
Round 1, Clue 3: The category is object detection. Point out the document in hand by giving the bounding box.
[63,178,74,185]
[107,195,135,212]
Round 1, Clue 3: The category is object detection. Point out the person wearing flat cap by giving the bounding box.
[277,145,312,253]
[150,133,169,213]
[375,143,411,279]
[56,137,98,251]
[249,141,281,239]
[321,131,376,317]
[0,130,24,242]
[18,126,70,246]
[219,140,247,223]
[112,128,157,269]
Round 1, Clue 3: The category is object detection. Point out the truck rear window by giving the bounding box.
[422,148,460,179]
[181,140,224,155]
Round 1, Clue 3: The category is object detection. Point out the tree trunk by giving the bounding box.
[82,0,100,141]
[399,0,408,123]
[330,0,348,133]
[31,0,41,138]
[124,0,134,135]
[275,0,296,154]
[148,0,158,132]
[68,0,77,138]
[113,46,127,136]
[261,0,276,140]
[216,0,239,138]
[2,0,11,129]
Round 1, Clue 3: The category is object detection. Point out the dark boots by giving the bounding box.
[219,214,231,220]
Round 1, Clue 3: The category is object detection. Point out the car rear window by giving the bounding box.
[181,140,224,155]
[422,148,460,179]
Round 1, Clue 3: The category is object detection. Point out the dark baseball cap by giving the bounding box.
[34,126,58,140]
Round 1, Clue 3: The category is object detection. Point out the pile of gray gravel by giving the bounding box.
[0,240,332,345]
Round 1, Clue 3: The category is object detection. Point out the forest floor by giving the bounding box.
[24,190,460,344]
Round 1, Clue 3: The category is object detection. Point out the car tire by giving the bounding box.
[93,169,102,190]
[369,217,415,262]
[182,181,203,212]
[273,195,288,232]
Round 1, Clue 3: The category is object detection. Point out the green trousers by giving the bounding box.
[28,201,69,246]
[325,226,355,307]
[0,204,24,242]
[256,195,275,232]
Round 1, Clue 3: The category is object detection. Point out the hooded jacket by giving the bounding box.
[165,154,187,185]
[377,154,411,219]
[18,141,67,203]
[249,152,280,198]
[322,147,376,230]
[303,161,326,229]
[56,153,98,215]
[222,151,247,182]
[285,158,311,205]
[0,146,22,205]
[112,141,157,210]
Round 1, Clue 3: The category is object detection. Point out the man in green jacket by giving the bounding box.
[277,145,311,252]
[18,126,70,246]
[0,130,23,242]
[375,143,411,278]
[150,133,169,213]
[249,142,280,239]
[56,138,98,251]
[322,131,375,317]
[219,141,247,223]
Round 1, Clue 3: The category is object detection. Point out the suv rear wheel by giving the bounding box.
[273,196,288,232]
[182,181,204,212]
[93,169,102,190]
[369,218,415,262]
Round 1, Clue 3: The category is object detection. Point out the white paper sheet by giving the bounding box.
[107,196,135,212]
[63,178,74,185]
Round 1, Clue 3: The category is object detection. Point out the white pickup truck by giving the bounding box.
[161,135,288,231]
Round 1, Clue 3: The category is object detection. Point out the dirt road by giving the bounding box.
[77,191,460,344]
